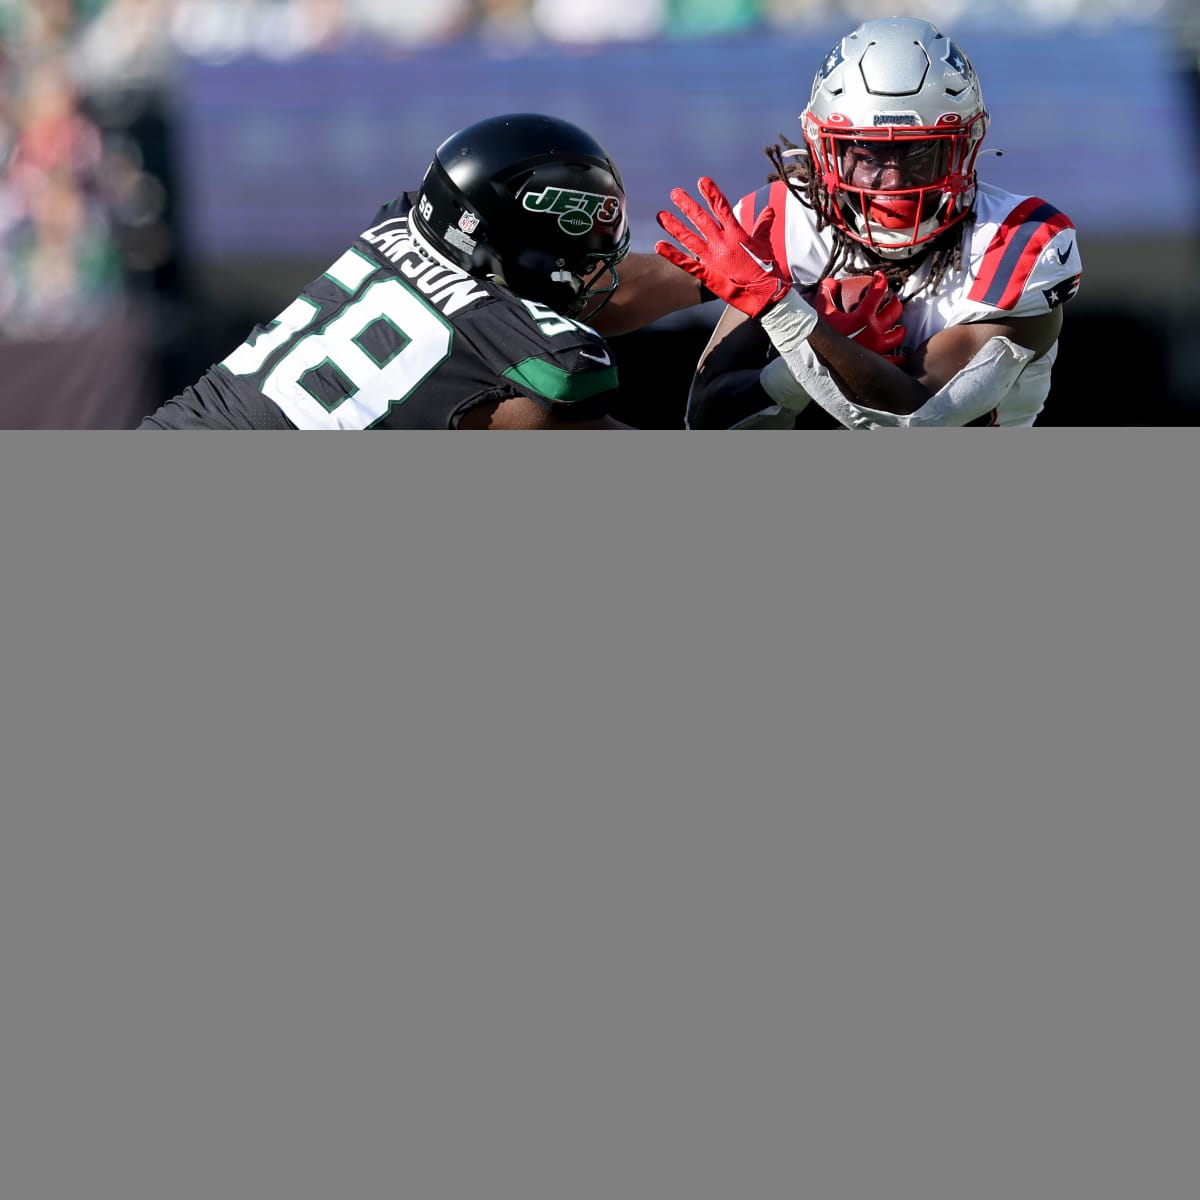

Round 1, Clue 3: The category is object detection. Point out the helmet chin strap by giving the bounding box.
[869,241,926,262]
[550,268,583,292]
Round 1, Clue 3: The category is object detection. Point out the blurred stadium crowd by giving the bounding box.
[0,0,1193,421]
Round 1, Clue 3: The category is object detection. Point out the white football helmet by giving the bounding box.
[801,17,989,259]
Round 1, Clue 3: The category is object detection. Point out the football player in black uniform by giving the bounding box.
[140,114,635,428]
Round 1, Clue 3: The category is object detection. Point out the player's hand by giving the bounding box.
[655,177,791,319]
[812,272,906,364]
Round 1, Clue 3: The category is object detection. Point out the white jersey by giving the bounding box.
[733,180,1082,426]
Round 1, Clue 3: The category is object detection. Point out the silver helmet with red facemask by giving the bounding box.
[802,17,989,259]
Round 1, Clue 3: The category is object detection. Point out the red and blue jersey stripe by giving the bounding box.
[968,197,1074,310]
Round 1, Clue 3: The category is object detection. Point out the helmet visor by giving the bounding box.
[840,137,953,190]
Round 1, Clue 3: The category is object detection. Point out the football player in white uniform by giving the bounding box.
[649,16,1082,428]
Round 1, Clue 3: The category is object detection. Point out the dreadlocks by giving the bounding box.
[764,134,967,299]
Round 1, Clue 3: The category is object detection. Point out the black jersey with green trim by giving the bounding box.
[140,194,620,429]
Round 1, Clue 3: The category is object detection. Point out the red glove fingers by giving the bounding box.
[655,176,791,319]
[812,272,907,364]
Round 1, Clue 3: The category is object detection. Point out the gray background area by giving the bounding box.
[1,437,1196,1199]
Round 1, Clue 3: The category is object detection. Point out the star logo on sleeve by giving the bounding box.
[1042,274,1081,309]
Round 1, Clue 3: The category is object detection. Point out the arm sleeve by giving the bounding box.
[759,334,1036,429]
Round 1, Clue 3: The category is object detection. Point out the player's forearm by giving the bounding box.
[761,321,1036,429]
[587,252,702,336]
[757,291,929,428]
[805,323,929,416]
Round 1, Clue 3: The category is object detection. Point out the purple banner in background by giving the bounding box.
[175,22,1197,260]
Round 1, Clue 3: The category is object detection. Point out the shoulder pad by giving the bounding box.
[968,197,1077,312]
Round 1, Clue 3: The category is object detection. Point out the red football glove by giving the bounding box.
[812,272,906,364]
[655,176,791,319]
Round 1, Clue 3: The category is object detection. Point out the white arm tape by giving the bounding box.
[760,346,895,428]
[722,290,817,428]
[685,292,817,429]
[759,289,819,353]
[903,336,1036,426]
[759,333,1038,429]
[759,290,883,428]
[727,398,808,429]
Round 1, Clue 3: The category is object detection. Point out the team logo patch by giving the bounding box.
[458,210,480,234]
[815,42,844,84]
[1043,274,1080,309]
[944,40,974,83]
[522,187,622,236]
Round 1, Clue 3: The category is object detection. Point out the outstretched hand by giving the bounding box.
[811,272,907,364]
[655,177,791,319]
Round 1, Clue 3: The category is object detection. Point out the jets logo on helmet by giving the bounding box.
[522,187,623,236]
[410,112,630,317]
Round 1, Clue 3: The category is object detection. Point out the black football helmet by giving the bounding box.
[410,113,630,318]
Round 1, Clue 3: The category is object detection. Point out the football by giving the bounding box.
[833,273,882,312]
